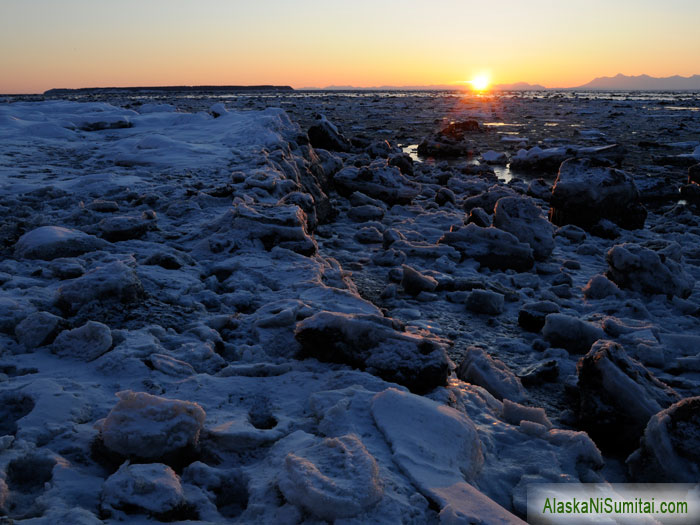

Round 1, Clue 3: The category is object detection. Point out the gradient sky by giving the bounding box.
[1,0,699,93]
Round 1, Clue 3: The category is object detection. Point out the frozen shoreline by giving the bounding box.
[0,93,698,523]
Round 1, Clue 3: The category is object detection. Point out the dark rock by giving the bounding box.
[15,311,65,349]
[526,179,552,201]
[144,252,185,270]
[99,215,152,242]
[295,312,449,394]
[463,185,518,214]
[354,227,384,244]
[57,261,144,313]
[590,219,620,239]
[549,158,647,231]
[679,183,700,205]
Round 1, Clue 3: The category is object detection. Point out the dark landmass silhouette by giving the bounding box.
[44,85,294,95]
[572,73,700,90]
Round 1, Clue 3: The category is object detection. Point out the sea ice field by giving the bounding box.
[0,89,699,523]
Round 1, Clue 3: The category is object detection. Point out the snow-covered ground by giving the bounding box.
[0,92,698,523]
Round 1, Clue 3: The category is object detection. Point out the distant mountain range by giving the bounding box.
[302,74,700,91]
[573,73,700,90]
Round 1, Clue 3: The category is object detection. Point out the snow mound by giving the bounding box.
[99,391,206,458]
[14,226,107,260]
[278,434,383,520]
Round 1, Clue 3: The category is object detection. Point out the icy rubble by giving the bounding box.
[1,97,699,524]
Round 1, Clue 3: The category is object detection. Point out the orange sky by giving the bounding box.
[1,0,699,93]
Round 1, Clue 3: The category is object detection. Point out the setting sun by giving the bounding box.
[469,74,490,91]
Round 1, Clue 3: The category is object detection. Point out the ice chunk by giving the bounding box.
[100,391,205,458]
[549,158,646,230]
[15,311,64,349]
[493,196,555,260]
[371,388,483,484]
[52,320,112,361]
[606,242,695,298]
[456,347,526,402]
[439,223,534,271]
[334,159,420,205]
[57,261,143,312]
[627,397,700,482]
[14,226,107,260]
[295,312,449,394]
[542,313,605,353]
[577,340,679,453]
[502,399,552,428]
[101,462,186,518]
[278,434,382,520]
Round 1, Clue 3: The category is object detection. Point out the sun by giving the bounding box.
[469,74,490,91]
